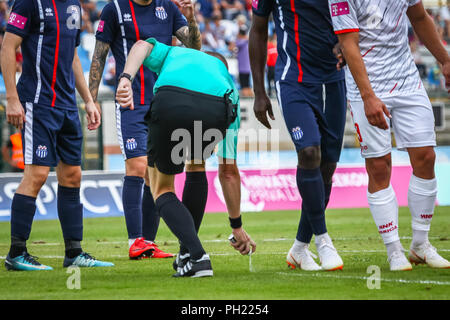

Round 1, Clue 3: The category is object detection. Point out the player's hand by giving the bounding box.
[172,0,194,21]
[363,94,391,130]
[333,42,346,71]
[116,77,134,110]
[85,100,101,131]
[442,59,450,94]
[6,97,25,130]
[230,227,256,255]
[253,93,275,129]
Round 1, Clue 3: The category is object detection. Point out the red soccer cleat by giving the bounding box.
[129,237,155,260]
[144,240,175,259]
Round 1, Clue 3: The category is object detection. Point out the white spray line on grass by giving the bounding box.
[19,236,446,247]
[277,272,450,286]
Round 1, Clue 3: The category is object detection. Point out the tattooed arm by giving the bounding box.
[88,40,111,109]
[173,0,201,50]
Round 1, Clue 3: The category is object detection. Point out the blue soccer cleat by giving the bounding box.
[63,252,114,268]
[5,252,53,271]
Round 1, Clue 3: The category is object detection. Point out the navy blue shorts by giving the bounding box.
[115,103,150,160]
[21,102,83,167]
[276,80,347,163]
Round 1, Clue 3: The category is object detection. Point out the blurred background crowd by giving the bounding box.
[0,0,448,97]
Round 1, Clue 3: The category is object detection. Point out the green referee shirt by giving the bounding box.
[143,38,240,160]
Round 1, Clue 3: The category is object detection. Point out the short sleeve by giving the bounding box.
[328,0,359,34]
[6,0,36,38]
[252,0,274,17]
[95,3,119,44]
[143,38,171,74]
[170,1,188,34]
[408,0,421,7]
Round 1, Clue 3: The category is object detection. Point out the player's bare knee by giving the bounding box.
[298,146,321,169]
[125,157,147,178]
[366,156,391,184]
[58,167,81,187]
[185,162,206,172]
[218,163,239,181]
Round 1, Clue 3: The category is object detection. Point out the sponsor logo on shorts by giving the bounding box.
[155,7,167,20]
[36,145,48,159]
[291,127,303,141]
[126,138,137,151]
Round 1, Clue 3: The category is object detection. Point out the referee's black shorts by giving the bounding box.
[145,86,232,175]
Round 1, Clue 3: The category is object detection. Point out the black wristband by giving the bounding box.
[118,72,133,82]
[229,216,242,229]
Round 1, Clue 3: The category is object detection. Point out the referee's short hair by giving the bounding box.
[204,51,229,70]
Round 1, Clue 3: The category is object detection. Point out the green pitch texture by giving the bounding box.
[0,207,449,300]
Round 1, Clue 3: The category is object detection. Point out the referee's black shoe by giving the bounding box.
[172,252,190,272]
[173,254,213,278]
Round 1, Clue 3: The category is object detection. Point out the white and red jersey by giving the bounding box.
[329,0,423,101]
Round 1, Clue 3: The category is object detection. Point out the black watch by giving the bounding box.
[119,72,133,82]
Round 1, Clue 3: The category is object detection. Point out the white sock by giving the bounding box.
[408,175,437,247]
[315,232,332,247]
[386,240,403,257]
[292,239,309,252]
[128,238,136,249]
[367,185,400,245]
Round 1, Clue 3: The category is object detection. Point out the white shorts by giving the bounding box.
[349,91,436,158]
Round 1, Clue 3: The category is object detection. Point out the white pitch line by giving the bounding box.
[14,235,446,247]
[277,272,450,286]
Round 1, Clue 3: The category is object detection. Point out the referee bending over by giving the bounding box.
[116,38,256,277]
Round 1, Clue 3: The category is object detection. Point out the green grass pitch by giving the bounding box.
[0,207,449,300]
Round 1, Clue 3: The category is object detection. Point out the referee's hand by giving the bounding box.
[116,78,135,110]
[6,97,25,131]
[230,227,256,255]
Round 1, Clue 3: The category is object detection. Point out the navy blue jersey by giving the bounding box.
[252,0,344,84]
[7,0,81,109]
[96,0,187,105]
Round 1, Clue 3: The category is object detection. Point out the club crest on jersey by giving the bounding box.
[126,138,137,151]
[36,145,48,158]
[291,127,303,141]
[155,7,167,20]
[45,8,53,17]
[123,13,132,22]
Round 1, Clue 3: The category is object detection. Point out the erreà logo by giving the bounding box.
[45,8,53,16]
[123,13,132,22]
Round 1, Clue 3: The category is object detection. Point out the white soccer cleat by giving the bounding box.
[315,238,343,271]
[409,242,450,269]
[286,245,321,271]
[388,250,413,271]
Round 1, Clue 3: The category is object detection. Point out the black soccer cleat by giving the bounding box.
[172,252,190,272]
[173,254,213,278]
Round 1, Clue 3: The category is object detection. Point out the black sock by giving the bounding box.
[142,185,159,241]
[156,192,206,260]
[9,236,27,258]
[64,239,82,258]
[180,172,208,255]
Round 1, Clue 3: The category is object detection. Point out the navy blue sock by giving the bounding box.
[297,182,333,243]
[324,183,332,208]
[180,171,208,255]
[57,185,83,242]
[9,193,37,257]
[122,176,144,239]
[295,167,327,240]
[142,185,159,241]
[156,192,206,260]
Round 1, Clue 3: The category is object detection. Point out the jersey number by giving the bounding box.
[366,4,382,29]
